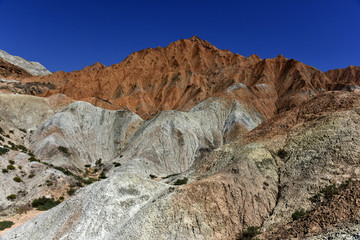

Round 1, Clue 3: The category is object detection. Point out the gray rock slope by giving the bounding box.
[2,97,264,239]
[0,49,51,76]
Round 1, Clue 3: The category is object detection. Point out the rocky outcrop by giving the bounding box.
[30,101,143,169]
[0,50,51,76]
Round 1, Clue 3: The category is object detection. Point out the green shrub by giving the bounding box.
[277,149,288,159]
[7,165,15,170]
[113,162,121,167]
[2,168,8,173]
[84,164,91,168]
[9,159,15,164]
[149,174,157,179]
[292,209,306,221]
[173,177,188,185]
[16,145,28,152]
[95,158,103,167]
[6,194,16,201]
[28,173,35,178]
[0,136,4,142]
[19,128,27,133]
[99,171,107,179]
[5,134,10,138]
[31,197,61,211]
[0,220,14,230]
[46,180,53,186]
[9,130,14,134]
[0,147,9,155]
[13,176,22,182]
[0,127,3,134]
[320,184,339,199]
[237,226,261,240]
[82,177,97,185]
[59,196,64,201]
[28,156,40,162]
[67,188,76,196]
[58,146,71,156]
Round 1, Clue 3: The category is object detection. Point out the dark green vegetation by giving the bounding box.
[0,221,14,230]
[237,226,261,240]
[309,179,354,203]
[58,146,71,156]
[292,209,306,221]
[6,194,16,201]
[173,177,188,185]
[13,176,22,182]
[0,146,9,155]
[31,197,61,211]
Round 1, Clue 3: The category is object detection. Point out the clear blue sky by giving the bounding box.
[0,0,359,73]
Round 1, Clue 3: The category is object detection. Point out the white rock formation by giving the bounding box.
[0,49,51,76]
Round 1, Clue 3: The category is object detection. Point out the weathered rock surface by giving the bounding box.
[0,50,51,76]
[30,101,143,169]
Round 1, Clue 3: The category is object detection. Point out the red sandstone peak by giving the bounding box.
[26,37,348,119]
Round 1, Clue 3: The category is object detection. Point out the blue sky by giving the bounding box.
[0,0,359,73]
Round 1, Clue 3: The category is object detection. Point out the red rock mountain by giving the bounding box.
[29,36,356,119]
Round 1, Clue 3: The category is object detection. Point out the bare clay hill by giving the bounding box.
[1,37,360,239]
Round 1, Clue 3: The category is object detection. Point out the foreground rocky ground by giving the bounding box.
[1,37,360,239]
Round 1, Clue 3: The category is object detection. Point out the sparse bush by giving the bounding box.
[150,174,157,179]
[0,147,9,155]
[0,127,3,135]
[9,130,14,134]
[84,164,91,168]
[28,156,40,162]
[95,158,103,167]
[16,145,28,152]
[292,209,306,221]
[277,149,288,159]
[31,197,61,211]
[28,173,35,178]
[113,162,121,167]
[237,226,261,240]
[82,177,97,185]
[5,134,10,138]
[58,146,71,156]
[9,160,15,164]
[13,176,22,182]
[19,128,27,133]
[0,220,14,230]
[173,177,188,185]
[67,188,76,196]
[59,196,64,201]
[99,171,107,179]
[309,193,321,203]
[46,180,53,186]
[7,165,15,170]
[2,168,9,173]
[320,184,339,199]
[6,194,16,201]
[0,136,4,142]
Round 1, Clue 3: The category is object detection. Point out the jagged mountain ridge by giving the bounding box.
[28,36,349,121]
